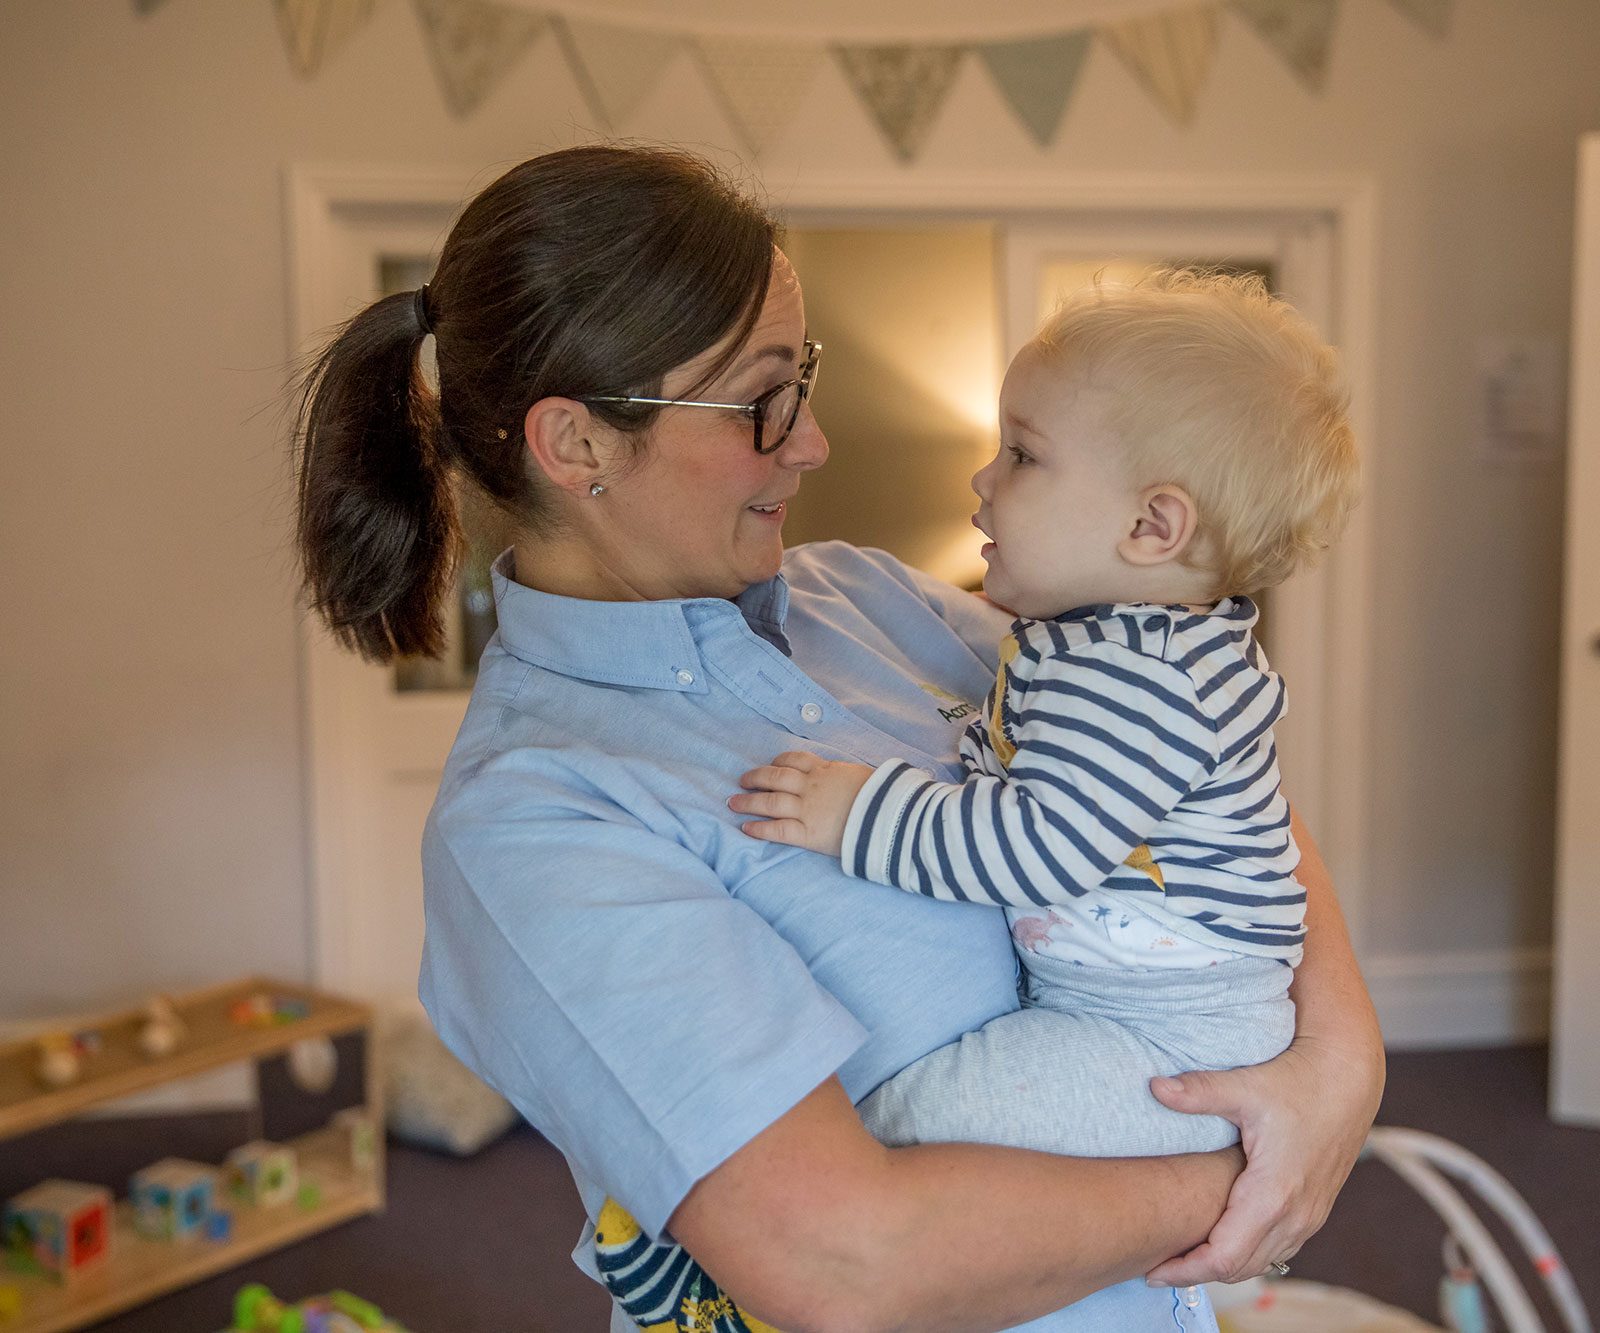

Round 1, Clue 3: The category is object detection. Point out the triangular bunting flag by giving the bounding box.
[1098,6,1219,128]
[695,38,824,158]
[552,16,684,130]
[833,45,965,163]
[274,0,377,79]
[1229,0,1339,92]
[977,31,1091,148]
[413,0,547,117]
[1386,0,1452,38]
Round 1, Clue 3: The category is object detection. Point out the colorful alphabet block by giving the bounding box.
[3,1180,112,1282]
[130,1159,215,1241]
[225,1142,299,1207]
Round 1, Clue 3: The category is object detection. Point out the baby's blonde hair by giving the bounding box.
[1034,267,1359,596]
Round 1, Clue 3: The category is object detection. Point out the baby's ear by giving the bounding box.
[1119,484,1198,566]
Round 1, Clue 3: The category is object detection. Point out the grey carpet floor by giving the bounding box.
[10,1044,1597,1332]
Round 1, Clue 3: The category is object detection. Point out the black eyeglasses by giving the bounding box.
[579,339,821,455]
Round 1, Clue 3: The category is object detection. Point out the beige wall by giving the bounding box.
[2,0,1597,1030]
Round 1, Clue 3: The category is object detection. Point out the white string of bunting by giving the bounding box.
[131,0,1457,158]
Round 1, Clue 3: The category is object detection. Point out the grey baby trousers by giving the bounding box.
[859,953,1295,1157]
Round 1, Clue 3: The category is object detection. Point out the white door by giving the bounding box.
[1551,135,1600,1128]
[289,169,476,1013]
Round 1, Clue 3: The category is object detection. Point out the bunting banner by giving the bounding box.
[1386,0,1453,39]
[833,44,965,163]
[273,0,377,78]
[553,15,684,129]
[413,0,548,116]
[976,31,1092,148]
[138,1,1460,157]
[694,38,825,158]
[1228,0,1340,92]
[1098,5,1219,127]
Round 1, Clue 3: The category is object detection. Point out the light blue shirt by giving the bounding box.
[419,541,1218,1332]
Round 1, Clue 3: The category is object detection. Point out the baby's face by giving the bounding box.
[971,345,1140,620]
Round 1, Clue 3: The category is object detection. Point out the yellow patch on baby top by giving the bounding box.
[595,1196,784,1333]
[986,633,1022,768]
[1123,843,1166,889]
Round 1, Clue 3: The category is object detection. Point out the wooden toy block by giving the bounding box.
[2,1180,113,1282]
[129,1159,215,1242]
[225,1141,299,1207]
[331,1107,378,1174]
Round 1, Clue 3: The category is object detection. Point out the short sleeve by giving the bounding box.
[418,755,869,1239]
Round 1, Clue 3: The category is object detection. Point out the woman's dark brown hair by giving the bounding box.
[292,144,777,662]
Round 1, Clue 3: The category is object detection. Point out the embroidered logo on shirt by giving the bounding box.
[918,680,978,724]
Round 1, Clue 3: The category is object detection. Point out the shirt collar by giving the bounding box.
[488,549,792,690]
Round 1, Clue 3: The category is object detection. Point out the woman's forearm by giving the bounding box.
[672,1077,1238,1333]
[863,1139,1239,1332]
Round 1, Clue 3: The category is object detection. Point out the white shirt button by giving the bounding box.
[800,702,823,723]
[676,668,695,685]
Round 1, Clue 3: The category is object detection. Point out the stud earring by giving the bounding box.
[590,483,606,497]
[496,428,508,440]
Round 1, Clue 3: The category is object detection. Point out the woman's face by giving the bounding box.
[581,251,827,601]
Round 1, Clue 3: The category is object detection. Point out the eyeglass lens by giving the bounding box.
[756,347,820,454]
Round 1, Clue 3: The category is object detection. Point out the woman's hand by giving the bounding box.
[730,752,875,856]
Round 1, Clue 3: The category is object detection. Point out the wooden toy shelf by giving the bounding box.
[0,977,385,1333]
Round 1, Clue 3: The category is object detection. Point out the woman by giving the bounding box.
[293,144,1383,1333]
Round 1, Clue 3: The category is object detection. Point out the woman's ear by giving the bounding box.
[1119,484,1199,567]
[522,397,608,495]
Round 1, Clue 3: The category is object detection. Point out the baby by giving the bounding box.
[732,268,1359,1158]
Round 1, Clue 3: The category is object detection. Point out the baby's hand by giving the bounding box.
[730,752,874,857]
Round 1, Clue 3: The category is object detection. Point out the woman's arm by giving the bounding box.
[1144,807,1385,1285]
[671,1075,1240,1333]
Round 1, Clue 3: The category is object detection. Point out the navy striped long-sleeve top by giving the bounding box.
[839,597,1306,964]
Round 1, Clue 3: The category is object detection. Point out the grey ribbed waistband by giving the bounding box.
[1022,952,1292,1014]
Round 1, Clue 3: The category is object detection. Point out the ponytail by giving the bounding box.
[293,289,459,663]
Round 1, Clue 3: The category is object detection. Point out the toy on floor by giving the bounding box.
[1209,1127,1593,1333]
[226,1141,299,1207]
[231,1283,411,1332]
[2,1180,113,1283]
[130,1158,215,1241]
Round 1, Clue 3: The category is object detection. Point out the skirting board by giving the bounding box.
[1367,947,1552,1050]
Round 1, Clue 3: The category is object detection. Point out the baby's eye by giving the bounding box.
[1005,442,1033,466]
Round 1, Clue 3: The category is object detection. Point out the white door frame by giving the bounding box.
[288,166,1379,993]
[1551,135,1600,1128]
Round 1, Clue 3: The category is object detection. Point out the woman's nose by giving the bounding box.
[779,404,829,471]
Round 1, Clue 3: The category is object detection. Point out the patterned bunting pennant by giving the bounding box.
[274,0,377,78]
[1098,5,1219,128]
[553,16,684,130]
[413,0,547,117]
[694,38,825,158]
[1229,0,1340,92]
[977,31,1091,148]
[833,45,965,163]
[1386,0,1453,38]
